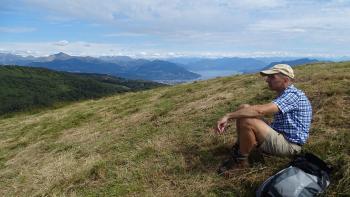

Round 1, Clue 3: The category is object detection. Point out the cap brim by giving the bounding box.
[260,70,279,76]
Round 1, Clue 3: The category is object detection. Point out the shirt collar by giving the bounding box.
[278,84,294,96]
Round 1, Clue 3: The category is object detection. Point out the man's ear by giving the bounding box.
[283,75,290,83]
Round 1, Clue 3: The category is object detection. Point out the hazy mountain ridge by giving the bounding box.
[261,58,321,70]
[0,53,200,81]
[167,57,323,74]
[27,58,128,76]
[124,60,200,80]
[177,57,267,72]
[0,53,37,65]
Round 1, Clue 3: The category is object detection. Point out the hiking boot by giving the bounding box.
[231,143,240,156]
[217,153,249,176]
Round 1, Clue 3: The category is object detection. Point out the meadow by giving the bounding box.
[0,62,349,196]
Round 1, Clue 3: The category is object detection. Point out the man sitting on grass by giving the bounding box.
[215,64,312,175]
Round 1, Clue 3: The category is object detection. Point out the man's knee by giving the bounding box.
[238,117,257,128]
[239,118,271,143]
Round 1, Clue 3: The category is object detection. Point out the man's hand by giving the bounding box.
[216,116,229,134]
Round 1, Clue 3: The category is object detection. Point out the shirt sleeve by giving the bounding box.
[272,91,299,114]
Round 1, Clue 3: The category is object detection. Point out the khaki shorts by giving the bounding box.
[259,128,302,156]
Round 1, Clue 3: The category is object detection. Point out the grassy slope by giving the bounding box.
[0,62,349,196]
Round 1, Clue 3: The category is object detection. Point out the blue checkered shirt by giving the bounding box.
[271,85,312,145]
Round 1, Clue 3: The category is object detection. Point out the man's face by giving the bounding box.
[265,74,285,91]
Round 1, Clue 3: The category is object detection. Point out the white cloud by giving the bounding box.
[22,0,350,37]
[0,41,164,57]
[281,28,306,33]
[230,0,286,9]
[53,40,69,46]
[3,0,350,57]
[103,33,148,37]
[2,40,350,59]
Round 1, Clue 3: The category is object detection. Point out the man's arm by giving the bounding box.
[225,103,279,120]
[216,103,279,133]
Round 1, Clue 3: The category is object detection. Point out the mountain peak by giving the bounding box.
[47,52,72,61]
[55,52,69,56]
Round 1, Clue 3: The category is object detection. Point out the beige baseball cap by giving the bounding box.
[260,64,294,79]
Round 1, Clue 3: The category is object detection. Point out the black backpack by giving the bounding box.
[256,153,332,197]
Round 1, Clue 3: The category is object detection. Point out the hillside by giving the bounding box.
[0,62,349,196]
[0,65,164,115]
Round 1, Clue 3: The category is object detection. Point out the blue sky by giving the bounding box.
[1,0,350,58]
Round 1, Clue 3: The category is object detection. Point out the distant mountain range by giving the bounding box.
[0,52,324,81]
[175,57,267,72]
[261,58,320,70]
[0,53,200,81]
[166,57,321,74]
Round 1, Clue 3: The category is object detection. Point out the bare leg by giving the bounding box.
[235,104,251,146]
[218,104,271,174]
[237,118,271,155]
